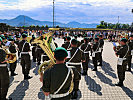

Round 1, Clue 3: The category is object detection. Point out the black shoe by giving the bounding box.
[98,64,102,66]
[25,75,32,80]
[11,73,18,76]
[37,62,41,65]
[126,69,131,72]
[82,71,87,76]
[115,82,123,87]
[71,91,78,99]
[33,60,36,62]
[92,69,97,71]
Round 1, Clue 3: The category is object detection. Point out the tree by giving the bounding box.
[100,21,104,25]
[97,24,106,29]
[45,25,48,28]
[56,25,60,28]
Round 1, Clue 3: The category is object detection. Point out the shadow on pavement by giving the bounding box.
[9,80,29,100]
[88,59,94,69]
[121,87,133,100]
[84,75,102,96]
[101,61,117,79]
[96,71,115,86]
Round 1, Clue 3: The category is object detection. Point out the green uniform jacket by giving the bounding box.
[42,63,80,94]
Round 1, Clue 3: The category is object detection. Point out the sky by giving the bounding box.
[0,0,133,24]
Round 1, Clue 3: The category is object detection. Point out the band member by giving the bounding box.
[15,35,21,58]
[80,37,91,75]
[0,37,12,100]
[63,33,68,42]
[30,35,37,62]
[74,35,81,47]
[127,35,133,71]
[8,37,17,76]
[42,47,80,100]
[113,38,129,86]
[98,35,104,66]
[67,39,85,99]
[18,33,32,80]
[36,44,43,65]
[62,36,71,50]
[92,37,100,71]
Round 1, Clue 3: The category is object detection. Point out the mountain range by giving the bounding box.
[0,15,98,28]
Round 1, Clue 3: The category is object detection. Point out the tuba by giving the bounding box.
[1,46,17,63]
[32,32,74,93]
[32,32,56,76]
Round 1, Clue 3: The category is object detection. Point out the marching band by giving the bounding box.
[0,30,133,100]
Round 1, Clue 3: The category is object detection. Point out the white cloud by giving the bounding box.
[0,0,133,10]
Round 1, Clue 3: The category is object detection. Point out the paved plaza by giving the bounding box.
[7,40,133,100]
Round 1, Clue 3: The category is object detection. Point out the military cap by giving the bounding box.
[120,38,127,43]
[67,36,71,40]
[99,35,103,38]
[130,35,133,37]
[1,35,5,39]
[16,35,20,38]
[22,33,28,38]
[71,39,78,45]
[74,35,78,38]
[54,47,68,58]
[95,37,99,41]
[0,37,2,42]
[8,37,14,41]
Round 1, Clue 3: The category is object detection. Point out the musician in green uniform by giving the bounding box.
[127,35,133,71]
[0,37,12,100]
[30,35,37,62]
[18,33,32,80]
[67,39,85,99]
[42,47,80,100]
[62,36,71,50]
[74,35,81,47]
[114,38,129,86]
[80,37,91,75]
[8,37,18,76]
[91,37,100,71]
[98,35,104,66]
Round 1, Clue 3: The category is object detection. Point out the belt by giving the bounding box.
[66,62,82,65]
[42,55,48,57]
[21,52,29,54]
[0,64,7,67]
[50,92,69,98]
[84,51,89,53]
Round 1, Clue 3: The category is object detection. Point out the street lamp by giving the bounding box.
[53,0,55,28]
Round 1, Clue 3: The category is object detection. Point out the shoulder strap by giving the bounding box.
[21,41,26,52]
[84,43,89,52]
[68,48,79,62]
[54,68,71,95]
[123,45,129,58]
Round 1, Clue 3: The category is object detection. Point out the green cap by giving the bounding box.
[0,37,2,42]
[1,35,5,39]
[54,47,68,58]
[8,37,14,41]
[130,35,133,38]
[120,38,127,43]
[71,39,78,45]
[67,36,71,40]
[16,35,20,38]
[22,33,28,38]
